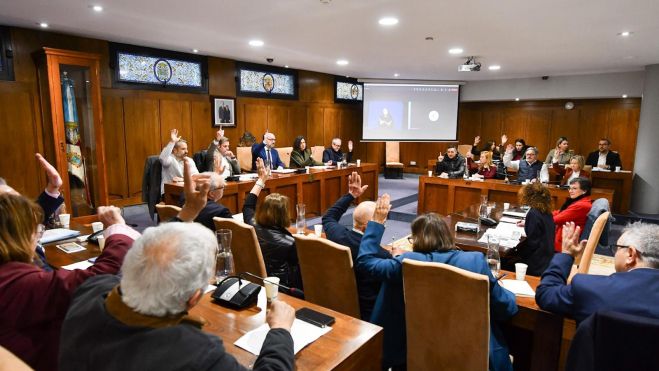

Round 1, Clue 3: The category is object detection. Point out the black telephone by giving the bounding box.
[212,276,261,309]
[87,229,104,244]
[479,217,498,227]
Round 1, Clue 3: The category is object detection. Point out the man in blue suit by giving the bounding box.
[251,131,285,170]
[537,221,659,323]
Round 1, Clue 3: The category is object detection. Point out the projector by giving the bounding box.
[458,57,481,72]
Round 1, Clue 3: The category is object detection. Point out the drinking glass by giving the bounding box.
[487,234,501,277]
[215,229,233,282]
[296,203,306,234]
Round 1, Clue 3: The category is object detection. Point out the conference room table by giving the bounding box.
[42,222,383,371]
[164,163,379,219]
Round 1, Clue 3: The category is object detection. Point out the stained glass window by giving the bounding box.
[237,64,297,99]
[336,81,363,101]
[0,26,14,81]
[117,52,202,87]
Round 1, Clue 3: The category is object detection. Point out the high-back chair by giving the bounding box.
[294,234,360,318]
[155,203,181,223]
[385,141,404,179]
[568,211,611,283]
[278,146,293,168]
[311,145,324,164]
[236,146,253,172]
[458,144,473,157]
[403,259,490,370]
[213,217,267,284]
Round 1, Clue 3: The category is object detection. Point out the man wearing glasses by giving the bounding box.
[536,221,659,323]
[585,138,622,170]
[252,131,285,170]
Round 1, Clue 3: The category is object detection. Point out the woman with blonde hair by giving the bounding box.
[243,158,302,289]
[469,150,498,179]
[552,155,590,186]
[0,193,136,370]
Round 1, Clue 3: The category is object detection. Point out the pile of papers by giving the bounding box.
[235,318,331,355]
[500,280,536,297]
[39,228,80,244]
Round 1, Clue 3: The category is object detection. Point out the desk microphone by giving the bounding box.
[241,272,305,299]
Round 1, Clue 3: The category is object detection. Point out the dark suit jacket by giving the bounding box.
[195,200,232,231]
[206,141,241,176]
[141,155,162,220]
[536,253,659,323]
[585,151,622,169]
[321,193,381,321]
[322,148,352,165]
[251,143,285,170]
[37,191,65,225]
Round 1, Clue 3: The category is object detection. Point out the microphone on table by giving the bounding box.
[241,272,305,299]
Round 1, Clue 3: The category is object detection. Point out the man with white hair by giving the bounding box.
[252,131,285,170]
[321,172,381,320]
[189,171,232,230]
[537,221,659,323]
[322,137,353,165]
[503,145,549,183]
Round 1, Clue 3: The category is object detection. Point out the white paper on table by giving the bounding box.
[311,165,331,169]
[591,167,610,172]
[499,216,521,224]
[502,210,527,218]
[238,174,259,181]
[500,280,536,297]
[39,228,81,244]
[271,169,296,174]
[62,260,94,270]
[235,318,332,355]
[494,222,526,238]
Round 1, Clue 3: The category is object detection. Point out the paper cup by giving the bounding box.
[356,159,361,167]
[97,235,105,251]
[91,221,104,233]
[59,214,71,228]
[615,166,621,172]
[503,202,510,210]
[305,166,310,174]
[314,224,323,237]
[264,277,280,302]
[515,263,528,281]
[428,171,433,177]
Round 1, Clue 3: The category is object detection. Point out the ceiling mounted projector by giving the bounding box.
[458,56,481,72]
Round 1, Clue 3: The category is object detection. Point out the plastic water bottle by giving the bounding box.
[487,235,501,277]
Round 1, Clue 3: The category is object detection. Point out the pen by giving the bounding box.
[496,273,507,281]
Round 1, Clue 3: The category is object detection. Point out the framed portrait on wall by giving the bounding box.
[212,97,235,127]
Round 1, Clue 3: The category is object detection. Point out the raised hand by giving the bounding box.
[256,157,269,183]
[97,206,125,227]
[348,140,353,152]
[506,144,514,153]
[36,153,62,194]
[215,127,225,141]
[474,136,481,146]
[373,194,392,225]
[348,171,368,198]
[214,155,226,174]
[170,129,181,143]
[561,221,587,257]
[177,160,210,222]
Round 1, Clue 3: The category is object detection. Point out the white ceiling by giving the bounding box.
[1,0,658,81]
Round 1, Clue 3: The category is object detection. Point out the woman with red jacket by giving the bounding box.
[552,177,592,252]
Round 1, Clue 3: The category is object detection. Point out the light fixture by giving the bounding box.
[448,48,463,55]
[336,59,349,66]
[248,40,264,47]
[622,94,628,98]
[378,17,399,26]
[618,31,632,37]
[92,5,103,12]
[39,22,49,28]
[488,65,501,71]
[192,49,199,53]
[394,73,399,77]
[284,65,289,68]
[515,98,520,101]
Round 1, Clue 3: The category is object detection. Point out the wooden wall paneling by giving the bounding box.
[501,109,528,148]
[400,142,445,168]
[306,106,324,146]
[525,109,553,157]
[457,107,482,145]
[550,108,580,155]
[101,95,128,200]
[208,57,236,97]
[340,107,363,158]
[0,90,41,197]
[298,71,333,103]
[323,108,341,146]
[123,97,160,197]
[159,99,193,149]
[578,106,609,162]
[268,104,294,146]
[190,100,214,152]
[480,109,503,146]
[606,107,639,170]
[243,103,268,140]
[366,142,385,166]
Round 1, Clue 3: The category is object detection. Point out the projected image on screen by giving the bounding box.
[362,83,460,141]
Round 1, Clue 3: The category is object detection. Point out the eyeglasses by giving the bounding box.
[610,244,630,254]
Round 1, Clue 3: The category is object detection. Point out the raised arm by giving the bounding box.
[159,129,180,168]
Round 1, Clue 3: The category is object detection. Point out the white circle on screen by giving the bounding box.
[428,110,439,122]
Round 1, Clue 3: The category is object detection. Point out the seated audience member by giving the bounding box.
[322,138,353,165]
[322,172,381,321]
[243,158,302,289]
[470,135,503,161]
[501,135,528,161]
[472,151,498,179]
[552,178,592,253]
[551,155,590,186]
[537,221,659,323]
[205,128,240,178]
[181,172,231,231]
[290,135,324,168]
[0,195,138,371]
[159,128,199,194]
[545,136,574,165]
[357,198,517,370]
[503,145,549,183]
[59,223,295,370]
[434,145,466,178]
[585,138,622,170]
[503,183,555,276]
[252,131,285,170]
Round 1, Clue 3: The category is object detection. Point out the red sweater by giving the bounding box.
[0,232,135,371]
[552,196,592,252]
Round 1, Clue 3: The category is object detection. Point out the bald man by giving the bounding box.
[321,172,381,321]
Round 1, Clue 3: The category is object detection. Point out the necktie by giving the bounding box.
[266,149,272,169]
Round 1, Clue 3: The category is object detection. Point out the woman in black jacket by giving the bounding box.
[243,158,302,289]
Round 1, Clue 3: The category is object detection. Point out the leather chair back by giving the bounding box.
[213,217,267,284]
[458,144,473,157]
[385,141,402,166]
[236,146,252,172]
[568,211,611,284]
[278,146,293,168]
[311,146,324,163]
[155,203,181,223]
[294,234,360,318]
[403,259,490,370]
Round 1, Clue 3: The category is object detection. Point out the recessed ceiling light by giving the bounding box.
[336,59,349,66]
[448,48,463,55]
[425,36,434,41]
[378,17,399,26]
[515,98,520,101]
[284,65,289,68]
[488,65,501,71]
[622,94,628,98]
[192,49,199,53]
[92,5,103,12]
[619,31,632,37]
[39,22,49,28]
[394,73,399,77]
[248,40,264,47]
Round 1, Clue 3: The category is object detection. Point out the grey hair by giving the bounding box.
[526,147,539,155]
[619,222,659,269]
[218,136,230,146]
[120,222,217,316]
[202,171,225,192]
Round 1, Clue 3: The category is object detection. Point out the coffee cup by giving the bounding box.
[91,221,104,233]
[427,171,433,177]
[515,263,528,281]
[615,166,621,172]
[314,224,322,237]
[264,277,280,302]
[59,214,71,229]
[503,202,510,210]
[356,159,361,167]
[97,235,106,251]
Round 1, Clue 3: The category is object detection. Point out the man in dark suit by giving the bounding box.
[322,172,381,321]
[536,221,659,323]
[251,131,285,170]
[322,138,353,165]
[585,138,622,170]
